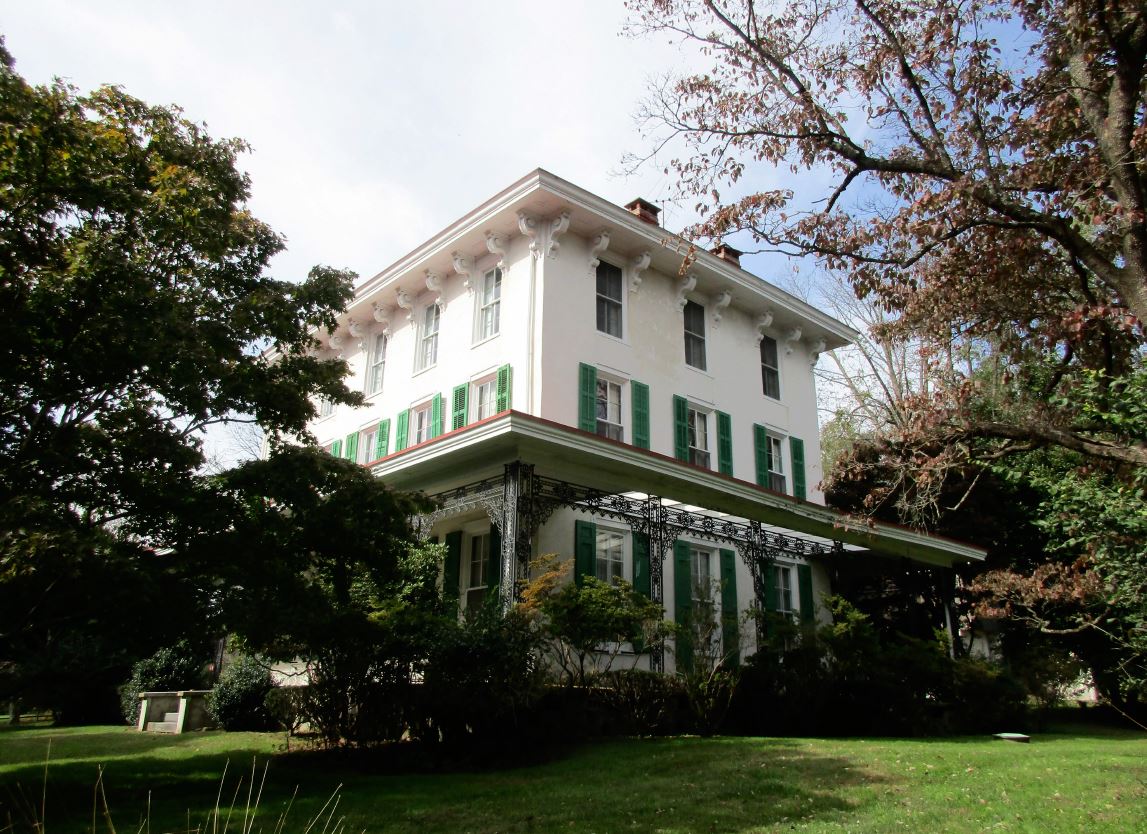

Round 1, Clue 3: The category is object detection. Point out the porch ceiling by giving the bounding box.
[369,411,986,568]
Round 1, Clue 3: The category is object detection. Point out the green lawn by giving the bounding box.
[1,723,1145,833]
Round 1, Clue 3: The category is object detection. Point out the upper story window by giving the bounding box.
[367,333,386,396]
[476,268,501,342]
[595,378,623,441]
[596,261,623,338]
[417,305,440,372]
[473,375,498,422]
[412,401,433,445]
[767,434,786,493]
[317,397,334,419]
[688,407,710,468]
[358,426,377,464]
[684,301,707,370]
[596,528,624,583]
[761,336,780,399]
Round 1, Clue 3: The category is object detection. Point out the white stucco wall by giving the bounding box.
[536,230,826,503]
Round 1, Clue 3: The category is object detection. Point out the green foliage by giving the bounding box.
[118,643,208,725]
[524,559,670,687]
[0,41,361,716]
[729,597,1028,736]
[207,655,275,732]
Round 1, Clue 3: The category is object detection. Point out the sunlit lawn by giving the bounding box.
[1,721,1144,833]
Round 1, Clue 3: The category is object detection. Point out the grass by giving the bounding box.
[1,722,1145,833]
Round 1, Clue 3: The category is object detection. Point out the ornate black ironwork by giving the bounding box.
[421,462,842,658]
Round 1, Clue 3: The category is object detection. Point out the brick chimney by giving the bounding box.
[713,243,742,267]
[624,197,661,226]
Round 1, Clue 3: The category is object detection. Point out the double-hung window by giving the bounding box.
[595,529,624,583]
[768,435,786,493]
[467,532,491,610]
[476,268,501,341]
[417,305,440,371]
[774,564,795,614]
[412,402,433,445]
[317,397,334,418]
[761,335,780,399]
[596,261,623,338]
[367,333,386,395]
[688,407,710,468]
[473,376,498,421]
[595,378,623,441]
[684,300,707,370]
[358,426,377,465]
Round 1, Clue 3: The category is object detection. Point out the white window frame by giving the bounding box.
[415,304,440,372]
[774,563,796,614]
[768,434,786,493]
[472,374,498,422]
[595,526,626,584]
[412,401,433,445]
[365,332,387,396]
[683,300,707,371]
[761,335,781,400]
[595,377,624,442]
[474,267,502,344]
[358,426,378,465]
[595,259,625,340]
[317,397,334,419]
[687,406,710,469]
[462,520,495,611]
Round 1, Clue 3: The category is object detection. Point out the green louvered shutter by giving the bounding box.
[717,411,733,475]
[344,432,358,462]
[797,563,815,624]
[488,525,502,595]
[444,531,462,608]
[452,384,468,430]
[578,363,597,432]
[330,439,342,458]
[762,561,778,640]
[674,540,694,672]
[574,519,596,586]
[719,549,740,667]
[395,410,409,451]
[632,532,651,598]
[753,424,769,486]
[790,437,807,500]
[673,396,689,462]
[631,381,650,449]
[431,394,444,438]
[374,419,390,459]
[496,364,512,412]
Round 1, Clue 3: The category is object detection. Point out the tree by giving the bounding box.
[0,42,360,715]
[627,0,1146,465]
[188,446,432,746]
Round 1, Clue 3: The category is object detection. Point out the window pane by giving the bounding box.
[761,336,780,398]
[596,263,622,301]
[595,530,624,583]
[684,300,705,336]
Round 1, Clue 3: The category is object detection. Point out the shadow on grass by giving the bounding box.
[3,735,893,834]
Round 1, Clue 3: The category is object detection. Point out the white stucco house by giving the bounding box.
[309,169,984,673]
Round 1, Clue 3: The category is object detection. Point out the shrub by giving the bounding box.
[207,655,276,731]
[119,642,207,725]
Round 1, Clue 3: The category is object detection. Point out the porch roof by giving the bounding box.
[368,410,986,568]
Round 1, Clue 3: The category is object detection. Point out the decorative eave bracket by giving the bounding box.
[546,212,570,259]
[372,302,392,338]
[485,231,508,270]
[808,338,826,366]
[674,273,697,312]
[755,311,774,346]
[587,230,610,276]
[425,270,445,310]
[395,288,414,321]
[517,211,539,259]
[711,291,733,328]
[784,326,803,355]
[452,251,473,294]
[630,251,651,293]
